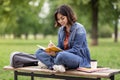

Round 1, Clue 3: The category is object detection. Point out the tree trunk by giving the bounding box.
[114,6,119,42]
[34,34,37,40]
[91,0,99,46]
[25,33,28,40]
[114,19,118,42]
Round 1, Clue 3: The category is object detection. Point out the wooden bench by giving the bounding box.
[4,66,120,80]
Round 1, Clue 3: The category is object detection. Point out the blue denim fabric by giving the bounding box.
[35,49,54,69]
[54,51,82,69]
[57,22,91,67]
[35,22,91,69]
[35,49,81,69]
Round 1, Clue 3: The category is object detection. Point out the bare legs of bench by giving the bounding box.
[14,71,34,80]
[31,72,34,80]
[110,75,114,80]
[14,70,115,80]
[14,71,18,80]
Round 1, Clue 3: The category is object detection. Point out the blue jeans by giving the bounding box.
[35,49,82,69]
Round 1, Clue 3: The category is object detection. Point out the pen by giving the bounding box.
[49,40,55,46]
[49,40,52,44]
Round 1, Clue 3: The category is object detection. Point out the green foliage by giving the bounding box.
[0,0,120,41]
[0,0,45,38]
[99,25,113,38]
[68,0,91,31]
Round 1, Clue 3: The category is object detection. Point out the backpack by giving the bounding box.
[10,52,38,68]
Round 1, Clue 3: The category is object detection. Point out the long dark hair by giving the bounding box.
[54,4,77,27]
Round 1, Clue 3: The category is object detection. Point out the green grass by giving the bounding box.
[0,37,120,80]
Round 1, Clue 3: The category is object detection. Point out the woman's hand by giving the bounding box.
[48,40,55,47]
[46,51,56,56]
[46,40,56,56]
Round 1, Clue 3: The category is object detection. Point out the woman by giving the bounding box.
[35,4,91,72]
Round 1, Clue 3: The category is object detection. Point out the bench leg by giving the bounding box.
[14,71,18,80]
[14,71,35,80]
[31,72,34,80]
[110,75,114,80]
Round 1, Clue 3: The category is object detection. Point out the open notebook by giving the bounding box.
[37,45,62,52]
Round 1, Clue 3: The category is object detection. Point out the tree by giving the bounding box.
[67,0,120,45]
[0,0,45,39]
[99,0,120,42]
[91,0,99,45]
[66,0,99,45]
[112,1,120,42]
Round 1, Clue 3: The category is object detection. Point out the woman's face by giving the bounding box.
[57,13,68,27]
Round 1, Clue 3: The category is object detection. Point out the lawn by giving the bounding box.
[0,37,120,80]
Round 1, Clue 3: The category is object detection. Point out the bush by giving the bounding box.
[99,26,113,38]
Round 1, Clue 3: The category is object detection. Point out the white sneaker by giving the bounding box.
[38,61,48,69]
[53,65,66,72]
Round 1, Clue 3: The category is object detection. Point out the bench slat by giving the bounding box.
[4,66,120,78]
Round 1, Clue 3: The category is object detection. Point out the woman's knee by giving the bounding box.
[35,49,47,58]
[35,49,41,56]
[56,52,67,60]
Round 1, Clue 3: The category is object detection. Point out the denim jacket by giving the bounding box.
[57,22,91,67]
